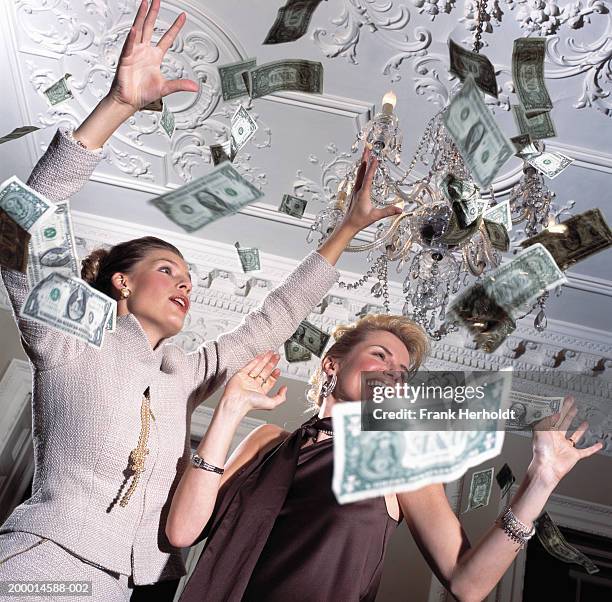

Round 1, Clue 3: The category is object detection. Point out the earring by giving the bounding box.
[119,278,131,300]
[320,372,337,399]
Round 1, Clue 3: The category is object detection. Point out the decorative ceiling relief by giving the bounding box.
[11,0,267,189]
[312,0,432,65]
[311,0,610,123]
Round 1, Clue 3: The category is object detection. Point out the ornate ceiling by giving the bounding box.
[0,2,610,361]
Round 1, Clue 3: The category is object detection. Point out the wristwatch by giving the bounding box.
[191,452,224,475]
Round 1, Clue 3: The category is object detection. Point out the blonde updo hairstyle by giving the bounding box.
[306,313,430,408]
[81,236,184,298]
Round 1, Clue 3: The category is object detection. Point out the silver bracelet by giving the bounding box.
[496,506,535,548]
[191,453,224,475]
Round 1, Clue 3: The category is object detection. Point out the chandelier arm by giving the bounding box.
[344,213,407,252]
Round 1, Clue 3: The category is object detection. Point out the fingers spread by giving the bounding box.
[579,441,604,458]
[570,420,589,444]
[558,405,578,434]
[157,12,186,54]
[362,155,378,194]
[352,160,367,195]
[132,0,148,44]
[162,78,199,96]
[121,26,137,58]
[142,0,161,44]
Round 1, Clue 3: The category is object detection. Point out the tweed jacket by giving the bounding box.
[0,129,339,584]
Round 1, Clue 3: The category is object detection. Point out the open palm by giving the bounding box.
[108,0,198,111]
[532,396,603,487]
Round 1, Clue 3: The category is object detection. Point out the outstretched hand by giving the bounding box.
[341,146,403,234]
[531,395,603,488]
[221,351,288,418]
[108,0,199,111]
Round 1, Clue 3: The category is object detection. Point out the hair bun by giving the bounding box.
[81,248,110,285]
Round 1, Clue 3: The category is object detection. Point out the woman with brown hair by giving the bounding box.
[170,314,602,602]
[0,1,400,600]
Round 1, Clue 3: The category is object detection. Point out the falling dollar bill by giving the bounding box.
[279,193,308,218]
[160,100,175,139]
[284,339,312,363]
[463,467,495,513]
[151,162,264,233]
[511,134,542,160]
[244,60,323,98]
[0,175,54,232]
[43,73,73,106]
[27,200,79,287]
[290,320,330,357]
[234,242,261,272]
[449,38,498,98]
[264,0,323,44]
[218,58,257,101]
[506,391,563,431]
[526,151,573,179]
[209,142,232,166]
[21,273,116,349]
[439,203,484,248]
[0,126,40,145]
[483,200,513,232]
[447,244,566,352]
[520,208,612,270]
[535,512,600,574]
[474,313,516,354]
[512,38,553,116]
[495,462,515,497]
[440,173,484,228]
[231,105,258,153]
[0,209,30,273]
[443,76,514,188]
[332,371,511,504]
[482,244,566,318]
[483,219,510,252]
[512,104,556,139]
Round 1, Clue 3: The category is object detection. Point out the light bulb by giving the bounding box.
[382,91,397,116]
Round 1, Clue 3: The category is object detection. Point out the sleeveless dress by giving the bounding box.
[179,416,399,602]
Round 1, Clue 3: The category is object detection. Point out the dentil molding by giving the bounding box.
[2,210,610,455]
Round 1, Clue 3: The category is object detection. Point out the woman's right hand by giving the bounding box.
[220,351,288,418]
[107,0,199,112]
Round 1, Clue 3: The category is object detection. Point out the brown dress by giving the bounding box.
[180,416,399,602]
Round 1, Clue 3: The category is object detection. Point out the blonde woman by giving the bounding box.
[169,315,602,602]
[0,1,401,600]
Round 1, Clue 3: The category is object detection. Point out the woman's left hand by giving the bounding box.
[108,0,199,112]
[531,395,603,488]
[340,147,403,234]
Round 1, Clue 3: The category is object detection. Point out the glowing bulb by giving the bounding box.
[382,91,397,115]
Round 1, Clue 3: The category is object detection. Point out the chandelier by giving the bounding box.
[307,8,568,344]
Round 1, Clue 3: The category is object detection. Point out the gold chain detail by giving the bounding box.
[119,388,152,507]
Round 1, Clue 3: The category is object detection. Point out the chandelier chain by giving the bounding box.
[473,0,489,54]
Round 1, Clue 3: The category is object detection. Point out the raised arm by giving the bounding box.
[1,0,198,367]
[398,397,602,602]
[167,352,289,548]
[187,149,402,408]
